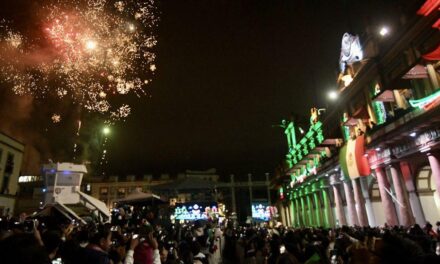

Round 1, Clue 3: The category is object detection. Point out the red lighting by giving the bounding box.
[433,19,440,29]
[417,0,440,16]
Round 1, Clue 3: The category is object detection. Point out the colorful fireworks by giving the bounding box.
[0,0,158,121]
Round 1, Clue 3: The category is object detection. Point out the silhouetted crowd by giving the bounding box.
[2,208,440,264]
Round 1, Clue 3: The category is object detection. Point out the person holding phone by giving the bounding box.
[125,225,160,264]
[277,230,300,264]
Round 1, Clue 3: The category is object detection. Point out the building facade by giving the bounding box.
[277,0,440,228]
[0,132,24,216]
[88,169,272,223]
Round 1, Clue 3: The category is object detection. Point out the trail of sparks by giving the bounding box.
[0,0,158,121]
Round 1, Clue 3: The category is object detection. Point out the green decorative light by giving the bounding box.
[283,112,329,189]
[373,101,386,125]
[409,89,440,109]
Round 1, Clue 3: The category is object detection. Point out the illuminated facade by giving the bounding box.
[277,1,440,227]
[0,132,24,216]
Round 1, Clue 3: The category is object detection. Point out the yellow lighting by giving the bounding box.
[85,40,97,50]
[379,27,389,37]
[341,74,353,87]
[328,90,338,100]
[103,126,110,135]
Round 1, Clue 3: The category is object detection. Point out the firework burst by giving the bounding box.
[0,0,158,121]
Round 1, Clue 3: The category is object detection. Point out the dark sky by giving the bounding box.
[109,0,344,176]
[0,0,408,177]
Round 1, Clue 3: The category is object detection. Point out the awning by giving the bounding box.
[115,189,166,205]
[423,44,440,61]
[373,90,395,102]
[352,105,370,119]
[402,65,429,79]
[343,106,369,126]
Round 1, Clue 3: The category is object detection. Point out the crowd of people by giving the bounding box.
[2,207,440,264]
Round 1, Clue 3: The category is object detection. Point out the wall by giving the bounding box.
[371,201,387,226]
[0,196,15,216]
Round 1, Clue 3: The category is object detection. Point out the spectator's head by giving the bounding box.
[379,232,424,263]
[42,231,62,259]
[89,226,112,252]
[283,230,299,254]
[425,222,433,230]
[138,224,154,240]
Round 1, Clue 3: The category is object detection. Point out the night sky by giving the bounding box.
[0,0,405,177]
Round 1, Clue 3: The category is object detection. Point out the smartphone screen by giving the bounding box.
[52,258,63,264]
[280,245,286,254]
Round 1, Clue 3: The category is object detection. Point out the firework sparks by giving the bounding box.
[0,0,158,121]
[110,104,131,121]
[51,114,61,123]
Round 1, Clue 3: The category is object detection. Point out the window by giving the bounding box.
[45,174,56,186]
[416,166,433,195]
[57,173,81,186]
[100,187,108,195]
[117,187,126,197]
[1,153,14,194]
[369,178,381,202]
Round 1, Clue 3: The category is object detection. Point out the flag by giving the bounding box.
[339,135,371,179]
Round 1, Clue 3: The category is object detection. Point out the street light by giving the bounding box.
[379,26,389,37]
[103,126,110,135]
[328,90,339,100]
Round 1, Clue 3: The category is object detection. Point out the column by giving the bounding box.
[352,178,369,226]
[427,152,440,201]
[389,164,412,226]
[427,64,439,88]
[343,180,359,226]
[375,167,399,226]
[312,182,323,227]
[293,194,301,227]
[284,204,291,226]
[290,198,295,227]
[332,184,347,226]
[248,174,253,207]
[230,174,237,213]
[294,193,303,227]
[280,204,286,226]
[299,190,307,226]
[360,177,376,226]
[321,179,334,228]
[305,186,315,226]
[400,161,425,226]
[266,173,272,205]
